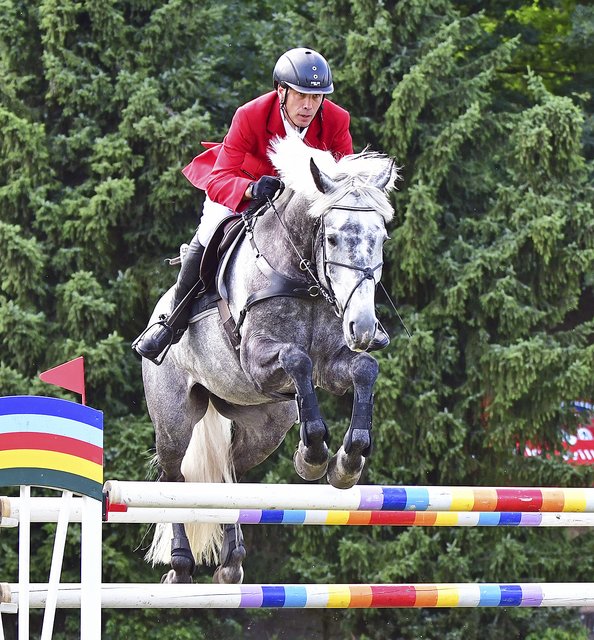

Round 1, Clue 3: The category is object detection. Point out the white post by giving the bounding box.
[41,490,72,640]
[80,496,102,639]
[17,485,30,640]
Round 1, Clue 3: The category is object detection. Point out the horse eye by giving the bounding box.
[326,235,338,247]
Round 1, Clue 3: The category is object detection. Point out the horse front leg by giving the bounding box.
[278,344,330,481]
[327,353,379,489]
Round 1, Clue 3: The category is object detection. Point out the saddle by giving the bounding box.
[200,214,244,291]
[183,202,316,350]
[184,215,245,345]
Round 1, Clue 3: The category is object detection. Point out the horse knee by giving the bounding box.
[279,345,312,378]
[351,353,379,386]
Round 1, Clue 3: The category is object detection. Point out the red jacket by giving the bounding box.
[182,91,353,211]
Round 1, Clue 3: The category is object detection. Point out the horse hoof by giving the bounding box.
[293,442,329,481]
[171,551,196,579]
[213,564,245,584]
[212,547,246,584]
[327,447,365,489]
[160,569,193,584]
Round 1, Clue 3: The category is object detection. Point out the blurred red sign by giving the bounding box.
[524,401,594,465]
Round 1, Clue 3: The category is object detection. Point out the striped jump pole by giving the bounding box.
[3,582,594,609]
[4,497,594,528]
[103,481,594,513]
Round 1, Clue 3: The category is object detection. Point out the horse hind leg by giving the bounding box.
[146,377,233,583]
[167,522,246,586]
[145,376,204,584]
[151,462,197,584]
[327,354,378,489]
[161,521,196,584]
[212,524,246,584]
[156,469,199,584]
[207,399,296,583]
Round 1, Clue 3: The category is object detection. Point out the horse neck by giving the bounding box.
[256,193,315,271]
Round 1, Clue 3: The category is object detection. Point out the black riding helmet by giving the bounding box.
[273,48,334,94]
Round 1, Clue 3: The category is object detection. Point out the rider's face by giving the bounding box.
[278,87,323,129]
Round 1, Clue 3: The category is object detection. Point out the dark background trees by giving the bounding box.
[1,1,594,638]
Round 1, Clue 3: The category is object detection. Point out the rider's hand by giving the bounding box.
[250,175,283,201]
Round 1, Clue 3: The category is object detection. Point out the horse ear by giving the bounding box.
[372,159,396,191]
[310,158,335,194]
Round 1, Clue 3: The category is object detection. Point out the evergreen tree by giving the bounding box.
[1,0,594,638]
[278,1,594,638]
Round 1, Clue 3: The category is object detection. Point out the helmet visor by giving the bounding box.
[283,80,334,95]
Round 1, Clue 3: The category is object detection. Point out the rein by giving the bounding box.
[240,195,383,325]
[231,197,321,338]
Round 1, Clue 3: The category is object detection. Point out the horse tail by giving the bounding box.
[146,401,234,567]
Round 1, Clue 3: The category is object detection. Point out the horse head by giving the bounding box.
[271,135,400,351]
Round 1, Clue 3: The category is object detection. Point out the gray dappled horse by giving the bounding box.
[143,135,399,584]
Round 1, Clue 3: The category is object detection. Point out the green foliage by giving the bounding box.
[2,0,594,638]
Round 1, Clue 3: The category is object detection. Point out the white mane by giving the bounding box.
[268,133,399,221]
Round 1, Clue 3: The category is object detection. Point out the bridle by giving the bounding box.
[311,205,384,317]
[233,188,409,343]
[247,189,386,320]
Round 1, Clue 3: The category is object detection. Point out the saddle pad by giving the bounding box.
[188,289,221,323]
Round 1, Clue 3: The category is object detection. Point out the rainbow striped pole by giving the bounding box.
[104,481,594,513]
[3,582,594,609]
[4,498,594,528]
[103,508,594,527]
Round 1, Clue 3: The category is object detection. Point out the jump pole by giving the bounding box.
[5,497,594,528]
[103,481,594,513]
[3,582,594,609]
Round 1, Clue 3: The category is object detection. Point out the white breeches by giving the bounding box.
[196,197,234,246]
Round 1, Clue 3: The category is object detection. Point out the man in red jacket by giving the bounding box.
[133,47,355,363]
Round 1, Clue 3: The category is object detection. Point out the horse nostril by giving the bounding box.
[349,321,356,341]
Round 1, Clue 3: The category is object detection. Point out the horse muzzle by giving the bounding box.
[343,311,378,352]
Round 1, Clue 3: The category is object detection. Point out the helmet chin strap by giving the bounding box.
[279,86,303,132]
[282,105,305,133]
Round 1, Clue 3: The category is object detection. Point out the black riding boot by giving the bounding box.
[132,234,205,364]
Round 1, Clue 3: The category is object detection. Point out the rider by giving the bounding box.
[132,47,387,363]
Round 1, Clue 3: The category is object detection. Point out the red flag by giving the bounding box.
[39,356,86,405]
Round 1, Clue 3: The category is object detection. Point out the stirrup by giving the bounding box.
[131,318,176,366]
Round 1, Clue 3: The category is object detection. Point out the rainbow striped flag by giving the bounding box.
[0,396,103,500]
